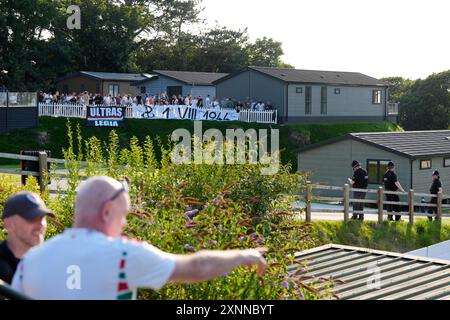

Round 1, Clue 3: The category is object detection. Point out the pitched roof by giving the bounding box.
[215,66,387,87]
[56,71,153,82]
[291,244,450,300]
[137,70,229,86]
[299,130,450,159]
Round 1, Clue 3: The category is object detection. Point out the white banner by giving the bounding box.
[131,105,240,122]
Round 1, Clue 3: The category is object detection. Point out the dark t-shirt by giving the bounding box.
[430,179,442,195]
[353,168,369,189]
[383,170,398,191]
[0,241,20,284]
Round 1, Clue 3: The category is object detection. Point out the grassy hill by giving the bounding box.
[0,117,402,169]
[311,220,450,253]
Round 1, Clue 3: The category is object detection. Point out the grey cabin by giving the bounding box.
[214,66,398,124]
[298,130,450,194]
[132,70,228,99]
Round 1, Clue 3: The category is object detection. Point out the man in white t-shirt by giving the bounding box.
[11,176,266,300]
[205,95,211,108]
[191,96,198,108]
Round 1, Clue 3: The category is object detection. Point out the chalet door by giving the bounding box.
[167,86,182,98]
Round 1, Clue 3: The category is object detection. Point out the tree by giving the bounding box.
[247,37,292,68]
[380,76,414,102]
[0,0,58,90]
[399,71,450,130]
[192,26,250,73]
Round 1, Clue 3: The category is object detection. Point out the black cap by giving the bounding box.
[432,170,440,177]
[388,161,395,168]
[352,161,360,168]
[2,192,54,221]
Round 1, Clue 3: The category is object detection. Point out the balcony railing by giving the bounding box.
[387,102,399,115]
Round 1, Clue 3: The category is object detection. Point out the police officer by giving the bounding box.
[348,161,369,221]
[383,161,406,221]
[428,170,442,222]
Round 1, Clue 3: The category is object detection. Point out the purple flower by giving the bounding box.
[282,281,290,289]
[295,288,306,300]
[238,236,246,242]
[184,209,199,221]
[184,244,195,252]
[184,221,197,228]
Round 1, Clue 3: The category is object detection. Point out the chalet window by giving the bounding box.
[296,87,303,94]
[334,88,341,94]
[140,86,146,94]
[444,157,450,168]
[372,89,382,104]
[367,160,391,184]
[108,84,119,97]
[95,83,100,94]
[420,159,432,170]
[305,86,312,115]
[321,86,327,115]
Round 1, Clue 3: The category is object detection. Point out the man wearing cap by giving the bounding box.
[348,161,369,221]
[0,192,53,284]
[383,162,406,221]
[11,176,267,300]
[428,171,442,222]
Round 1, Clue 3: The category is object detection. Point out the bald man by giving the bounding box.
[11,176,267,300]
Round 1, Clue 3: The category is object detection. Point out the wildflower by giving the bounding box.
[282,281,289,289]
[249,232,258,239]
[184,209,199,220]
[185,221,197,228]
[184,244,195,252]
[295,287,306,300]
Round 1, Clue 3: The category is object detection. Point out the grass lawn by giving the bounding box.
[0,117,403,170]
[311,220,450,253]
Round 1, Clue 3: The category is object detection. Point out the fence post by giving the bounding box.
[343,184,350,223]
[305,181,312,223]
[378,187,384,224]
[437,191,443,221]
[408,189,415,225]
[38,152,48,193]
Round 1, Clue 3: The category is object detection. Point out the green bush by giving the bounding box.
[20,121,330,300]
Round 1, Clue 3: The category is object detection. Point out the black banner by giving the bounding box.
[87,106,125,127]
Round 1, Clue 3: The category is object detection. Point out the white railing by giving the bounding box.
[39,103,87,118]
[387,102,399,115]
[239,109,278,124]
[38,103,278,124]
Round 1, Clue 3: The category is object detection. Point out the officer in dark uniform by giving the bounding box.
[383,161,406,221]
[428,170,442,221]
[348,161,369,221]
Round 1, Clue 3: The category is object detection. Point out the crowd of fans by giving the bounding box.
[38,91,276,112]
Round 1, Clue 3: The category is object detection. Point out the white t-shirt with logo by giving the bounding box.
[11,229,176,300]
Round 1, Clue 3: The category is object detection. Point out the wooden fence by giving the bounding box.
[303,182,450,224]
[0,152,88,194]
[38,103,278,124]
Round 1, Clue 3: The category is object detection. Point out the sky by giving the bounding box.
[200,0,450,80]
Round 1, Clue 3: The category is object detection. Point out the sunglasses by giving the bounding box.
[109,181,130,202]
